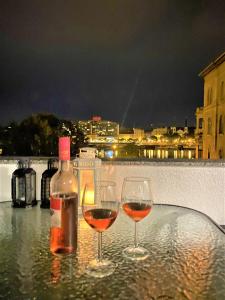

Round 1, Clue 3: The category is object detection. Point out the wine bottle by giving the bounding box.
[50,137,78,254]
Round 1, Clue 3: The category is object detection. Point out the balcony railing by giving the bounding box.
[0,157,225,224]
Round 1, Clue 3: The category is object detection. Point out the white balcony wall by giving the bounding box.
[101,161,225,225]
[0,159,225,224]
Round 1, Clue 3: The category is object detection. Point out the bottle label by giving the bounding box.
[50,196,62,228]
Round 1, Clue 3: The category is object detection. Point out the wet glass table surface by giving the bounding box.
[1,202,225,300]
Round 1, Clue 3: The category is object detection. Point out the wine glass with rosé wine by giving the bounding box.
[121,177,153,261]
[82,181,119,278]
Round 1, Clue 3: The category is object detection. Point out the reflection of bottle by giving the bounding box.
[12,160,37,208]
[40,159,58,209]
[50,254,75,284]
[51,256,61,284]
[50,137,78,254]
[11,208,35,295]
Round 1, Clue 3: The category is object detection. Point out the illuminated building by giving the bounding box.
[77,116,196,159]
[118,128,144,143]
[151,127,168,137]
[195,107,204,159]
[78,116,119,138]
[150,127,189,139]
[78,120,92,135]
[170,126,188,136]
[197,51,225,159]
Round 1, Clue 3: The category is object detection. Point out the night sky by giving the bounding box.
[0,1,225,128]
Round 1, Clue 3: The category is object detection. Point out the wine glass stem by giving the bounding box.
[134,222,138,248]
[98,232,102,262]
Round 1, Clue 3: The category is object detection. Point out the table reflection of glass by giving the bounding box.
[1,202,225,299]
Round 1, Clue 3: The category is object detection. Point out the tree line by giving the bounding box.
[0,113,87,156]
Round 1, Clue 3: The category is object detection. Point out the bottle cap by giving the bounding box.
[59,137,70,160]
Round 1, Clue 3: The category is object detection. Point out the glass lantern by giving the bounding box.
[11,159,37,208]
[74,148,101,208]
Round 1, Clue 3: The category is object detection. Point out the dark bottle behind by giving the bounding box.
[40,159,58,209]
[11,160,37,208]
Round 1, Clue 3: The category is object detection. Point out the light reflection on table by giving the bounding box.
[1,202,225,299]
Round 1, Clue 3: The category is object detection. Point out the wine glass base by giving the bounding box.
[123,246,149,261]
[85,259,116,278]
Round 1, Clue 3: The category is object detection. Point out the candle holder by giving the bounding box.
[74,148,101,209]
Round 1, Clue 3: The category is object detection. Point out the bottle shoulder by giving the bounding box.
[50,170,78,194]
[52,170,77,182]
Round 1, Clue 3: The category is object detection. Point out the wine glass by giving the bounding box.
[121,177,153,260]
[82,181,119,278]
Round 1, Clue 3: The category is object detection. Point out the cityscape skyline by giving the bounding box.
[0,1,225,127]
[0,111,196,159]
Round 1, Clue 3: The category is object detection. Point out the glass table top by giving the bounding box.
[1,202,225,300]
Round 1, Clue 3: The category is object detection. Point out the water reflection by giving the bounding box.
[143,148,194,159]
[101,148,195,159]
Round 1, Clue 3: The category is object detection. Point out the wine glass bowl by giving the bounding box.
[121,177,153,260]
[82,181,119,278]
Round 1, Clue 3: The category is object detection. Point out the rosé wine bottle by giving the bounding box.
[50,137,78,254]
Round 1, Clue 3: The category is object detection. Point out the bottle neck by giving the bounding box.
[58,160,71,172]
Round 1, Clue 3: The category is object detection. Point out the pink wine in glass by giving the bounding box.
[123,202,152,222]
[84,208,117,232]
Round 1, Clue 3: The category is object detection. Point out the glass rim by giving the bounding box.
[84,180,116,188]
[123,177,151,182]
[96,180,116,187]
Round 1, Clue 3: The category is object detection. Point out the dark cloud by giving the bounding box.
[0,0,225,126]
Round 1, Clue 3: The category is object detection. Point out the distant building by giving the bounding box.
[133,128,145,142]
[77,117,196,159]
[169,126,188,136]
[78,116,119,137]
[119,128,145,142]
[151,127,168,137]
[197,51,225,159]
[195,107,204,159]
[150,126,193,138]
[118,127,134,142]
[78,120,92,135]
